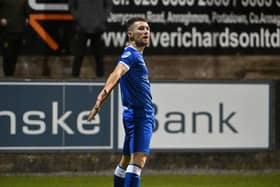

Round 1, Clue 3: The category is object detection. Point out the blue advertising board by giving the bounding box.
[0,82,117,151]
[0,80,272,152]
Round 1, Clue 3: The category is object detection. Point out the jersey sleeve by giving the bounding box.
[118,50,134,70]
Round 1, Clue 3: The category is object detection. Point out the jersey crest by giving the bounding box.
[121,51,131,58]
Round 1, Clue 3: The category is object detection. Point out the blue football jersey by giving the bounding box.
[118,46,153,115]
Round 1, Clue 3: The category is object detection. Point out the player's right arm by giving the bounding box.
[87,63,128,121]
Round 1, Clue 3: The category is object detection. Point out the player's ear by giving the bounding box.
[128,31,134,41]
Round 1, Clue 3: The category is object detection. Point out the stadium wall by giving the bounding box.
[0,55,280,174]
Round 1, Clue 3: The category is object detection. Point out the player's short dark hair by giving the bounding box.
[126,17,148,31]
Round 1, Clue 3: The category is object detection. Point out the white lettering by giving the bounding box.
[241,0,272,7]
[28,0,69,11]
[103,27,280,49]
[52,102,73,135]
[134,0,158,6]
[161,0,195,6]
[0,111,16,135]
[112,0,130,5]
[277,0,280,7]
[77,111,100,135]
[22,111,46,135]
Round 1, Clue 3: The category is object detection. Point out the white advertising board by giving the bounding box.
[118,82,271,150]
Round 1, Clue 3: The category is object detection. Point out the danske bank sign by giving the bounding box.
[0,82,115,151]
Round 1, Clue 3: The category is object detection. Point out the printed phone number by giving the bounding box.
[113,0,280,7]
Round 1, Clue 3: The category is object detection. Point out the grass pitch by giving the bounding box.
[0,173,279,187]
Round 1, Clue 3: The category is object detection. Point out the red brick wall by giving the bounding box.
[1,55,280,80]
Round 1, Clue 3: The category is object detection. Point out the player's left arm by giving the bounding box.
[87,63,128,121]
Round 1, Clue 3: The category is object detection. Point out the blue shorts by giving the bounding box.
[122,108,154,155]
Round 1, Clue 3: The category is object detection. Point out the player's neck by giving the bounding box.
[128,42,145,53]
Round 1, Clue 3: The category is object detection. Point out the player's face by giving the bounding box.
[129,21,150,47]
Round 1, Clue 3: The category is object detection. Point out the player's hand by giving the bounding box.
[87,90,107,121]
[87,106,100,121]
[87,102,101,121]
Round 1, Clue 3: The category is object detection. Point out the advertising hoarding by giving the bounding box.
[118,82,271,150]
[0,81,271,151]
[22,0,280,54]
[0,82,115,151]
